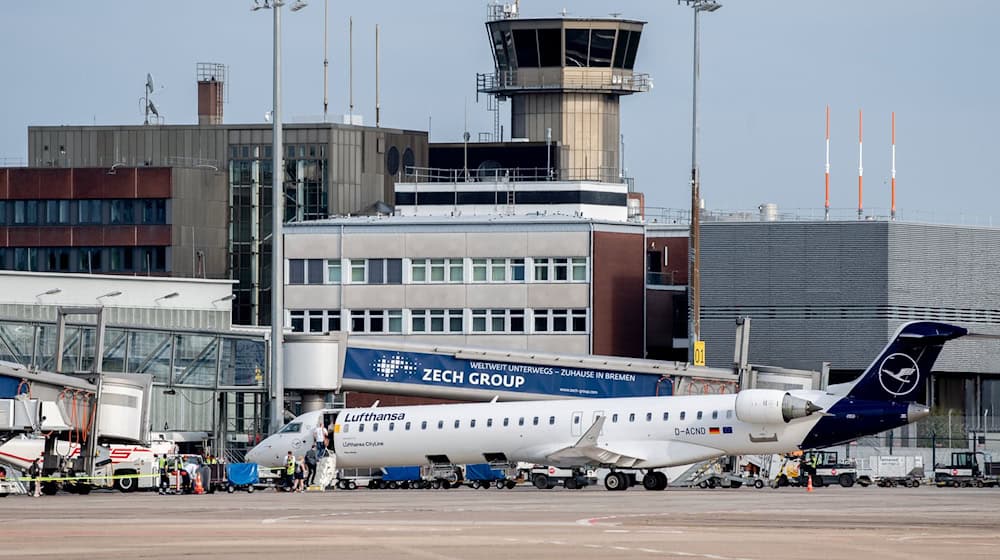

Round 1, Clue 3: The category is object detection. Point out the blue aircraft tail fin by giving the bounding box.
[843,321,966,401]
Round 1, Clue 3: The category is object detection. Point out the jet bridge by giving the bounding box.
[282,326,820,411]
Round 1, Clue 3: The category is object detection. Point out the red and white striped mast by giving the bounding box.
[825,105,831,221]
[890,112,896,221]
[857,109,864,220]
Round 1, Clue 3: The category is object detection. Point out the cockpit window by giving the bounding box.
[279,422,302,434]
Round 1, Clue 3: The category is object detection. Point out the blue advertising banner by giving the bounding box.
[343,347,671,398]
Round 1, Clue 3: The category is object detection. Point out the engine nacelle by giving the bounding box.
[735,389,822,424]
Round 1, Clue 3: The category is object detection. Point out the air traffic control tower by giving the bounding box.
[477,5,649,183]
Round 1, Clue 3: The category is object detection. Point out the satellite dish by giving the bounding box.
[148,101,159,117]
[146,73,155,94]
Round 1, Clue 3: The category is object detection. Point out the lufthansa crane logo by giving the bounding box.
[878,353,921,396]
[371,354,419,381]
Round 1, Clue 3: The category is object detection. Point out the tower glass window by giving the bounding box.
[565,29,590,67]
[537,28,562,67]
[512,29,539,68]
[589,29,615,67]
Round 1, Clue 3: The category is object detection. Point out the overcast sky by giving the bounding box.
[2,0,997,222]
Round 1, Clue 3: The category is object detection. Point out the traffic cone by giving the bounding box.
[806,475,814,492]
[194,473,204,495]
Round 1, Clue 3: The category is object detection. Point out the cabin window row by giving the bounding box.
[343,409,736,433]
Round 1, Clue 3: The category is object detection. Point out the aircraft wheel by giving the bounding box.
[604,472,628,491]
[839,474,855,488]
[655,472,669,490]
[642,472,660,491]
[754,479,765,489]
[533,474,550,490]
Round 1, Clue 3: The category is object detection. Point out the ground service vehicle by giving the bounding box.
[529,465,593,490]
[934,452,999,488]
[856,455,923,487]
[803,451,857,487]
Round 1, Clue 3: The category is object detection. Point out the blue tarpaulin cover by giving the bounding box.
[227,463,259,486]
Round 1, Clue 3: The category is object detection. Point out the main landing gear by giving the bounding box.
[603,470,668,491]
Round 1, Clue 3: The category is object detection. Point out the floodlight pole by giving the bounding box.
[271,1,285,434]
[681,0,720,363]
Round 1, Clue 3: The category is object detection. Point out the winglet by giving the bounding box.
[575,415,605,448]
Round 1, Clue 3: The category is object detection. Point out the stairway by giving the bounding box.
[314,455,337,491]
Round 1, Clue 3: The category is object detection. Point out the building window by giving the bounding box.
[46,248,71,272]
[288,259,325,284]
[110,200,134,224]
[327,259,341,283]
[14,200,38,225]
[78,248,102,273]
[142,200,167,224]
[78,200,102,224]
[534,309,587,333]
[14,248,38,271]
[364,258,402,285]
[109,247,134,272]
[411,309,463,333]
[533,258,549,281]
[350,259,366,283]
[0,201,6,225]
[472,309,524,333]
[289,310,341,333]
[470,258,525,283]
[349,309,402,333]
[532,257,587,283]
[139,247,166,273]
[411,258,462,283]
[45,200,70,224]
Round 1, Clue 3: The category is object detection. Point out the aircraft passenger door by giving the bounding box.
[593,410,606,435]
[324,412,340,452]
[571,411,583,437]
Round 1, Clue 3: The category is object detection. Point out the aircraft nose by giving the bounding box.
[906,403,930,423]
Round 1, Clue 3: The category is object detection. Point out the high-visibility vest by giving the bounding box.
[286,456,295,475]
[158,457,166,469]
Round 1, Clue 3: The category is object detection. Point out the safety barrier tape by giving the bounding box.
[21,472,179,483]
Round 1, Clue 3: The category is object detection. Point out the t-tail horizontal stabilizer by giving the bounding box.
[839,321,966,402]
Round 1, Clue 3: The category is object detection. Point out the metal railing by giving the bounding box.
[477,70,651,94]
[0,157,25,167]
[646,271,684,286]
[642,206,998,228]
[402,166,628,185]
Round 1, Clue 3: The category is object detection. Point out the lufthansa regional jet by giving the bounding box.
[246,321,964,490]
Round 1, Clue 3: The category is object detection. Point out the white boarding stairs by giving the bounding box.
[0,476,28,496]
[315,455,337,490]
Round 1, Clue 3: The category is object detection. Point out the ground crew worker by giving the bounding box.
[158,455,169,494]
[284,451,295,491]
[305,445,318,488]
[28,458,42,497]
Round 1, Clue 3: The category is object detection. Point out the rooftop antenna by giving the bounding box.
[824,105,830,221]
[375,23,381,127]
[858,109,863,220]
[890,111,896,221]
[144,73,156,125]
[349,16,354,120]
[323,0,329,122]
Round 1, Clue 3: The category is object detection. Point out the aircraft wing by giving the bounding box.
[544,416,725,469]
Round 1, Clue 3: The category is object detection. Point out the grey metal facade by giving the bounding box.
[699,220,1000,418]
[700,221,1000,371]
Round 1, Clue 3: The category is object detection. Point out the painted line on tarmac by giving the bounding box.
[503,537,754,560]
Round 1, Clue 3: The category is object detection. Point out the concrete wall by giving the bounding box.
[170,168,228,278]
